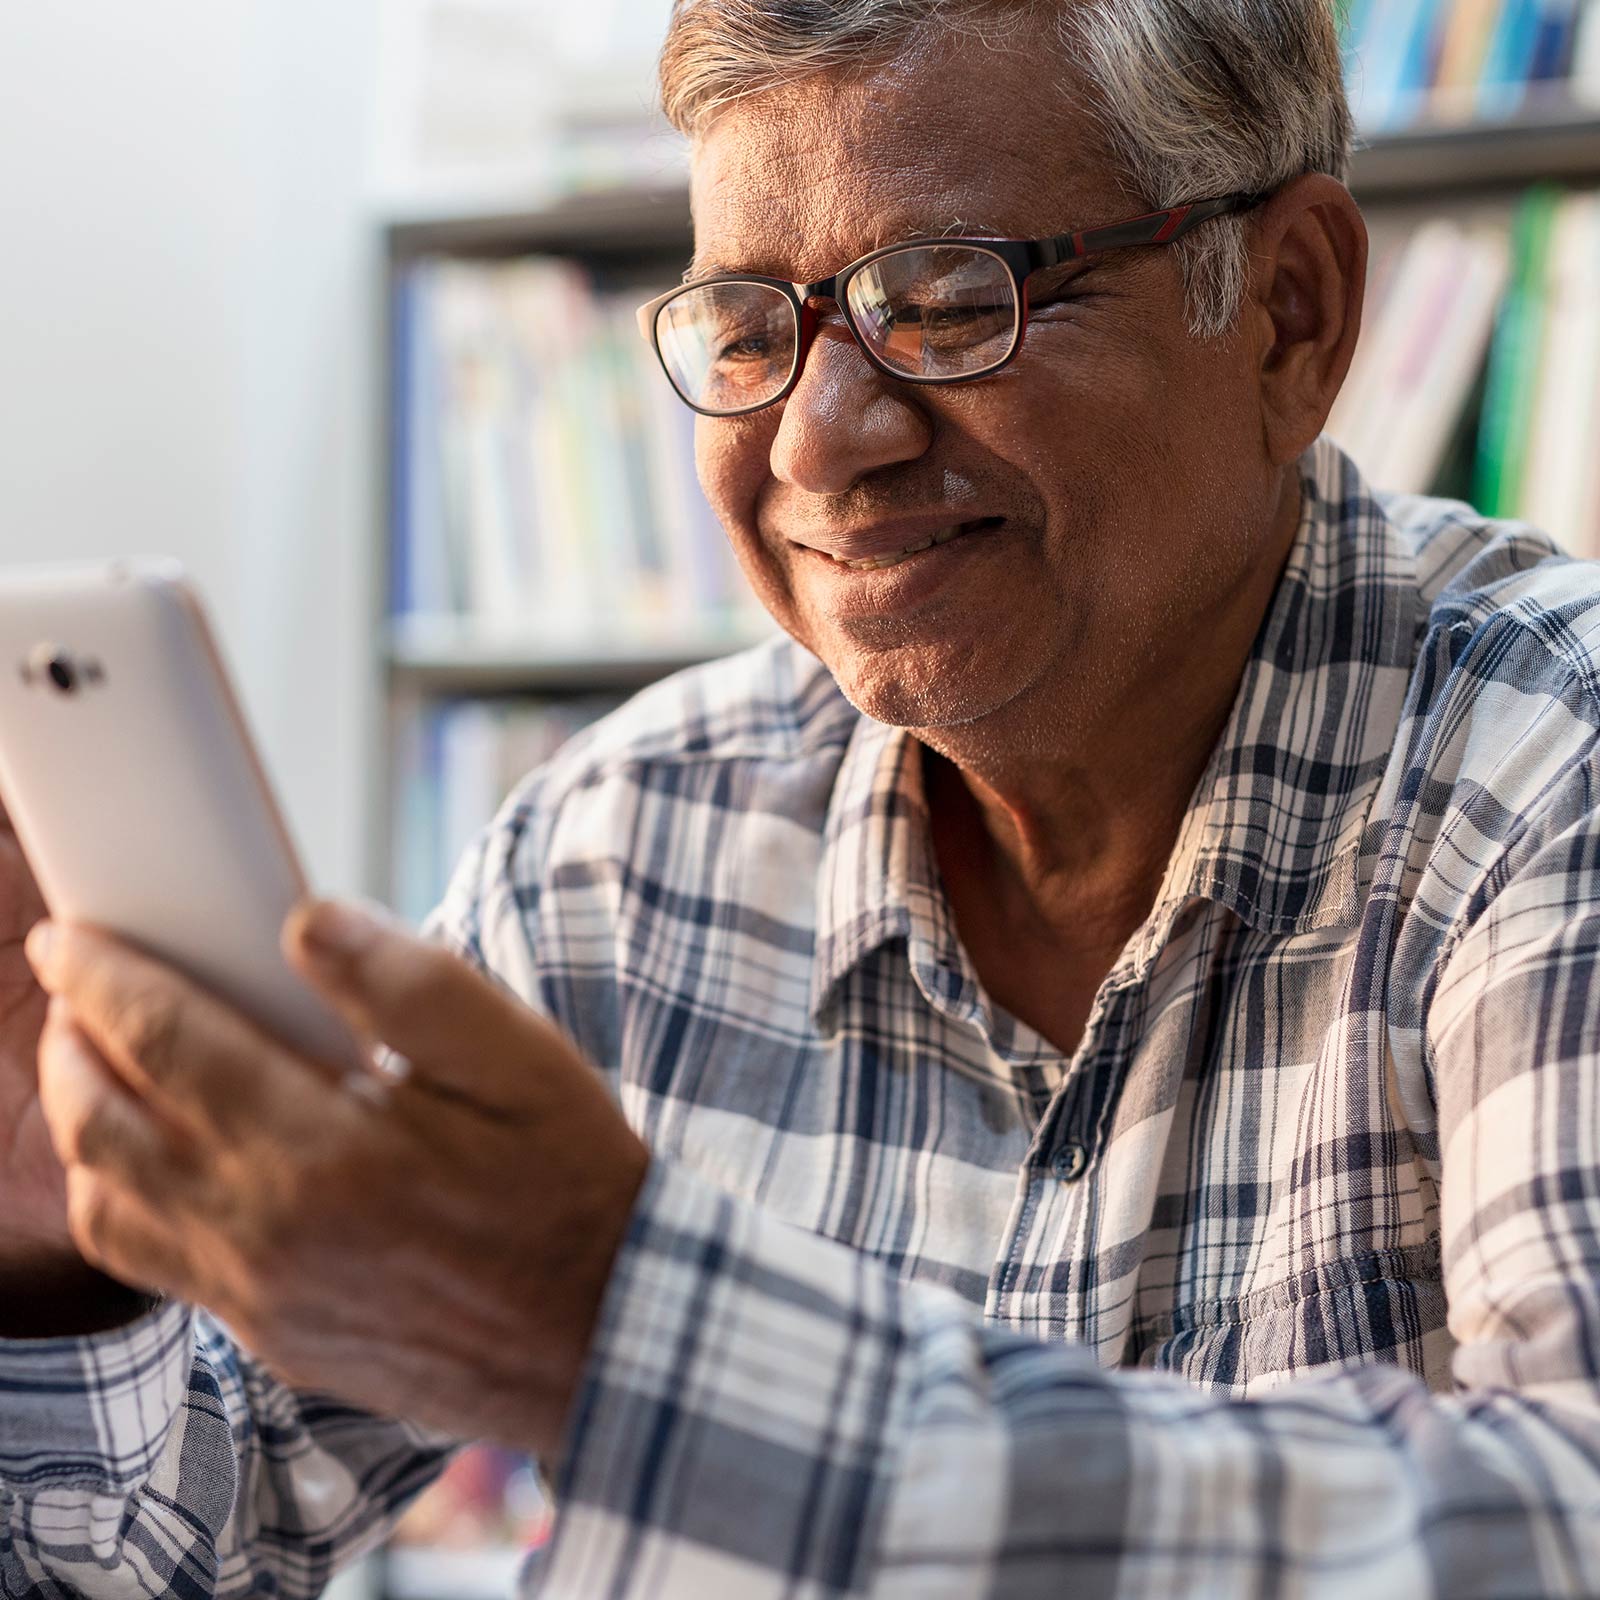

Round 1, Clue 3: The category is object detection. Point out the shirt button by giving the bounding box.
[1050,1142,1088,1182]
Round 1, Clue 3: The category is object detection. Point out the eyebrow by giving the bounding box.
[684,218,1045,285]
[681,242,1109,295]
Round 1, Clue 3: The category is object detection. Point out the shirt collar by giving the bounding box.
[809,436,1426,1026]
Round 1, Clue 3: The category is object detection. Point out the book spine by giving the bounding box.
[1473,185,1561,518]
[1574,0,1600,100]
[1431,0,1507,114]
[1477,0,1543,116]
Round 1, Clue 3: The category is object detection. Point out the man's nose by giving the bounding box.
[768,316,932,496]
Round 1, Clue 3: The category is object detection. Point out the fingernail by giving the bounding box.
[300,899,386,958]
[24,919,56,977]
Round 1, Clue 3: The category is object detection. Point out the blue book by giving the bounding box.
[1340,0,1378,56]
[1527,0,1581,80]
[1354,0,1430,127]
[405,264,455,617]
[1478,0,1543,115]
[1397,0,1449,102]
[389,270,415,619]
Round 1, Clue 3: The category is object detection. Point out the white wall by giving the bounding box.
[0,0,383,894]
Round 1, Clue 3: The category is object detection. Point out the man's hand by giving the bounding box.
[24,900,650,1458]
[0,802,150,1336]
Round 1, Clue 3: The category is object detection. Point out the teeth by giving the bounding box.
[834,552,913,571]
[829,522,975,571]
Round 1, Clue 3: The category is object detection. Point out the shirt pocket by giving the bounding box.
[1130,1237,1450,1396]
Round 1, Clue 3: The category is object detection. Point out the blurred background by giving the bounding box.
[2,1,1599,1595]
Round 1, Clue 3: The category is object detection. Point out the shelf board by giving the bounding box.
[386,615,775,693]
[386,183,692,261]
[381,107,1600,260]
[1350,103,1600,198]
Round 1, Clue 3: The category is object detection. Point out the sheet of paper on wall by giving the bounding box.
[371,0,684,213]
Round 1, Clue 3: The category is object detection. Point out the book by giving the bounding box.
[1518,192,1600,553]
[1354,0,1434,126]
[1347,0,1598,124]
[1477,0,1548,117]
[435,263,530,623]
[1431,0,1508,117]
[1332,224,1451,474]
[392,696,626,921]
[393,255,765,643]
[1527,0,1583,84]
[1334,185,1600,551]
[1329,218,1510,493]
[1574,0,1600,102]
[1473,185,1561,517]
[1382,227,1510,492]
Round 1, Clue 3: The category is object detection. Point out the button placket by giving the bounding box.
[1035,984,1137,1186]
[986,984,1135,1327]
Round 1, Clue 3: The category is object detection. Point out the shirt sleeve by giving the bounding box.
[0,1303,454,1598]
[537,798,1600,1598]
[0,822,510,1599]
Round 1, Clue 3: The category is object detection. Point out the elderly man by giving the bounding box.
[3,1,1598,1596]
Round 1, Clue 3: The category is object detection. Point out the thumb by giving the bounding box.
[282,898,548,1110]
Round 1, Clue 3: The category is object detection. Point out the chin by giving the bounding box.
[824,638,1029,731]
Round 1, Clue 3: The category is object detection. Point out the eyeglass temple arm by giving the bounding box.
[1026,191,1270,270]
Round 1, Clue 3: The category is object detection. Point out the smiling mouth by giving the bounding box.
[817,516,1006,572]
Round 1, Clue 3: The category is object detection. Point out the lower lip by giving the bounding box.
[795,519,1008,608]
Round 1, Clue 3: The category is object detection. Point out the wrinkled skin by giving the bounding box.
[687,35,1363,1051]
[14,33,1362,1453]
[0,806,150,1335]
[28,904,648,1455]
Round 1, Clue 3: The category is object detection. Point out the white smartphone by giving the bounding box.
[0,557,366,1072]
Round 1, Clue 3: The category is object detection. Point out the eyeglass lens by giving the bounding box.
[656,281,797,415]
[654,244,1020,414]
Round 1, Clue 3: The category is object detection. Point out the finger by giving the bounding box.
[283,898,556,1112]
[64,1166,196,1300]
[37,999,208,1201]
[27,919,346,1146]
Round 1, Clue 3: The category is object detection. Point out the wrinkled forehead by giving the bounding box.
[686,35,1132,283]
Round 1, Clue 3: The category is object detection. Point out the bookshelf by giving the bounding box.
[371,105,1600,846]
[1351,104,1600,191]
[367,97,1600,1600]
[373,177,774,911]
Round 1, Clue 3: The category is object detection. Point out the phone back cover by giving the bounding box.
[0,560,363,1071]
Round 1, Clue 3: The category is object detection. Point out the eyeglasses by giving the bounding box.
[636,191,1270,418]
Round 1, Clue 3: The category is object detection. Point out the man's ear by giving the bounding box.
[1244,173,1367,466]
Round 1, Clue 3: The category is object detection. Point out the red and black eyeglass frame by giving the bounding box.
[635,190,1272,417]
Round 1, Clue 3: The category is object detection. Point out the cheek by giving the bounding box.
[695,415,771,534]
[697,405,764,480]
[1007,320,1258,530]
[693,414,805,618]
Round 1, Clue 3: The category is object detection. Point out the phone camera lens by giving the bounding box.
[46,654,77,694]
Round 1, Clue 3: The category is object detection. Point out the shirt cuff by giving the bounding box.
[0,1299,195,1493]
[540,1159,910,1599]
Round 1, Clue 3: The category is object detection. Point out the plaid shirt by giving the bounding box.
[4,436,1600,1598]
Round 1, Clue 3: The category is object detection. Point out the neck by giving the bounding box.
[919,471,1303,953]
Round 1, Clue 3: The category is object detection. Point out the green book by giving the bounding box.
[1473,184,1561,518]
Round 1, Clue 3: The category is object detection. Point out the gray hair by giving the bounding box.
[659,1,1353,338]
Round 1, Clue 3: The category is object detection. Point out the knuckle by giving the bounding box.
[67,1100,120,1171]
[66,1176,116,1265]
[108,984,184,1076]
